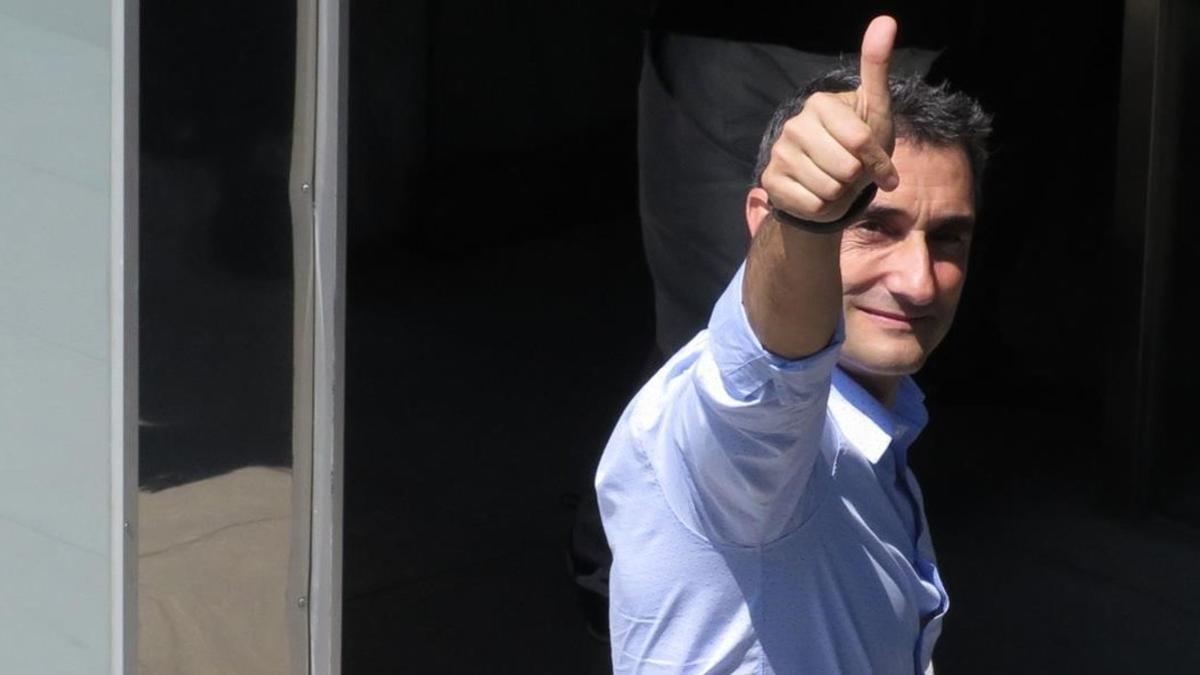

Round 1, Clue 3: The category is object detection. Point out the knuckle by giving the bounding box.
[844,127,872,154]
[760,172,782,195]
[805,92,833,110]
[777,126,804,154]
[767,147,790,173]
[836,157,864,184]
[786,115,815,143]
[782,114,807,136]
[812,178,843,203]
[775,187,818,219]
[866,156,893,178]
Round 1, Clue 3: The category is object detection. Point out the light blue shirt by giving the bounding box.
[596,264,947,674]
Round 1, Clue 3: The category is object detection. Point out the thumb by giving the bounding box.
[857,15,896,125]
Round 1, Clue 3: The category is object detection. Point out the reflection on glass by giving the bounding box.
[1156,0,1200,525]
[138,468,295,672]
[137,1,303,672]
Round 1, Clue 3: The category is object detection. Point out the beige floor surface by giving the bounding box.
[138,467,295,675]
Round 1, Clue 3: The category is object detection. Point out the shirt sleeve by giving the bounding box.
[639,262,843,546]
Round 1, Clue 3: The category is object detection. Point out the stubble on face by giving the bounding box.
[835,141,975,394]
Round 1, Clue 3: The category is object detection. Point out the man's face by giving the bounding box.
[838,139,976,379]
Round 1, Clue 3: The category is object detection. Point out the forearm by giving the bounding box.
[742,17,900,360]
[742,214,844,360]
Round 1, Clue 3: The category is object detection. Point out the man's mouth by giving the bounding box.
[856,306,927,328]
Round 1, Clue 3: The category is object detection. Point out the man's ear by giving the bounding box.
[746,187,773,238]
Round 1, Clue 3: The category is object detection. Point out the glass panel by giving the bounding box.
[0,3,114,673]
[137,1,305,673]
[342,3,641,672]
[1154,0,1200,524]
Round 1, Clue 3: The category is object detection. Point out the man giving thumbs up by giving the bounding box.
[596,16,991,674]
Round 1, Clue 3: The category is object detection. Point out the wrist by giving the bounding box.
[771,184,878,234]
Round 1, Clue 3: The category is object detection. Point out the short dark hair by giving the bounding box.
[752,67,993,199]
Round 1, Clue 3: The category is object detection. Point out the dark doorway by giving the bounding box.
[342,2,644,672]
[341,2,1200,673]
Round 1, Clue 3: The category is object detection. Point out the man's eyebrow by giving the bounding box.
[930,215,976,233]
[861,206,975,232]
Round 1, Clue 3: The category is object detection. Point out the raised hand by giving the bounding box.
[761,16,898,225]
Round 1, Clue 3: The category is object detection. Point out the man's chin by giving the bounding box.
[837,348,927,379]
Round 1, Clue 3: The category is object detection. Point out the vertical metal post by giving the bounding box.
[310,0,348,672]
[111,0,139,672]
[290,0,319,671]
[290,0,345,671]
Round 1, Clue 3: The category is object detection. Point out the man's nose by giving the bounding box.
[886,234,937,306]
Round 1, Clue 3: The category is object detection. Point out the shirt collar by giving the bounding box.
[828,368,929,464]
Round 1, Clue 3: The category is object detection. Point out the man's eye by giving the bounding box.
[931,232,968,246]
[853,220,888,233]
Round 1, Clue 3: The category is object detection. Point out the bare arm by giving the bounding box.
[743,217,844,360]
[744,16,899,359]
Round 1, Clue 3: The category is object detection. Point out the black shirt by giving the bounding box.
[651,0,976,53]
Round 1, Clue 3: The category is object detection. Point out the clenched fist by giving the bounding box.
[760,16,899,225]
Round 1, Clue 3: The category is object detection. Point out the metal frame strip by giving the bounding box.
[290,0,319,670]
[111,0,139,671]
[310,1,348,672]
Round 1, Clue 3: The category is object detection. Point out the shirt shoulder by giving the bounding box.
[600,264,843,547]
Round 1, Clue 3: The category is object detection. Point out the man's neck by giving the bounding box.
[841,367,901,409]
